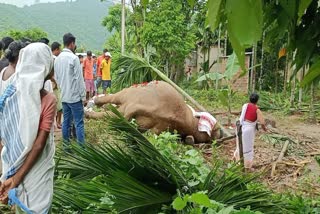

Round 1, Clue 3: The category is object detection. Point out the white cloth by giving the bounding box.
[0,43,55,213]
[239,103,248,125]
[187,104,217,136]
[54,48,86,103]
[0,67,14,93]
[44,80,53,92]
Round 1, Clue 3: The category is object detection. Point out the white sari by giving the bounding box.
[0,43,55,213]
[234,103,257,168]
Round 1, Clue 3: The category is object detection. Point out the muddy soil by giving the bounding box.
[215,112,320,197]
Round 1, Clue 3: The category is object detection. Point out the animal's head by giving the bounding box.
[211,124,224,140]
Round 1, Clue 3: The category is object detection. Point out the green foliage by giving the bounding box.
[0,0,111,50]
[301,58,320,87]
[264,0,320,86]
[207,0,263,71]
[102,4,129,32]
[258,91,292,113]
[196,72,225,82]
[54,106,287,213]
[148,132,210,187]
[172,192,261,213]
[112,54,161,89]
[5,28,47,41]
[206,0,224,30]
[141,0,196,70]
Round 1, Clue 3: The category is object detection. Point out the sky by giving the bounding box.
[0,0,65,7]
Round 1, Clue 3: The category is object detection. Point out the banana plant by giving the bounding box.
[196,52,240,125]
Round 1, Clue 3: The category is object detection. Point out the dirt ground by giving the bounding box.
[214,112,320,198]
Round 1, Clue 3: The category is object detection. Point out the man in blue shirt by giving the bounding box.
[54,33,86,150]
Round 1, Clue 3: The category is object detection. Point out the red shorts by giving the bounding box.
[85,79,95,93]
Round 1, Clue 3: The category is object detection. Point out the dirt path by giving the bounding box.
[216,112,320,197]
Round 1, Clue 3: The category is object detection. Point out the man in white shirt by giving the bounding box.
[54,33,86,151]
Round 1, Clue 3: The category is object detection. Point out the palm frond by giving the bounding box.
[203,164,285,213]
[54,107,190,213]
[53,179,113,213]
[113,54,160,89]
[105,171,172,213]
[56,142,139,181]
[106,105,190,189]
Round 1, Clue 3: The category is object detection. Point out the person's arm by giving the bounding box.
[75,58,86,101]
[257,109,267,131]
[53,61,60,87]
[0,130,49,198]
[0,96,56,202]
[100,61,104,72]
[82,58,86,71]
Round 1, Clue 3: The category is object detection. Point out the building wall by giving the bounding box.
[184,45,251,93]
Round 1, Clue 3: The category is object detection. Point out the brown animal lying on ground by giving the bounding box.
[85,81,223,144]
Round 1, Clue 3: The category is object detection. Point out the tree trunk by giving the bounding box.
[259,32,265,91]
[290,77,295,107]
[227,86,232,126]
[309,81,316,123]
[165,58,169,77]
[216,24,222,90]
[290,50,297,107]
[252,43,257,91]
[275,59,278,93]
[224,30,227,56]
[283,55,289,94]
[249,45,256,92]
[298,66,305,109]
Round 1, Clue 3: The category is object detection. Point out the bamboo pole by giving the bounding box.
[271,140,290,177]
[236,120,244,171]
[121,0,125,54]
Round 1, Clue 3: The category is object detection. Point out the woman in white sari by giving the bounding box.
[234,93,266,171]
[0,43,56,213]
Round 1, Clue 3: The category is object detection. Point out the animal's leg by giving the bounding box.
[84,111,106,119]
[94,94,121,106]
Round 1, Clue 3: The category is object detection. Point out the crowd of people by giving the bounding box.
[0,32,112,213]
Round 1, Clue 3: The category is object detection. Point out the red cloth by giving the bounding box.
[96,55,104,77]
[244,103,258,122]
[39,93,57,132]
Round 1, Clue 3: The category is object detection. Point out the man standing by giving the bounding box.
[54,33,86,150]
[51,41,63,129]
[83,51,95,100]
[100,52,112,94]
[96,49,107,94]
[51,42,61,57]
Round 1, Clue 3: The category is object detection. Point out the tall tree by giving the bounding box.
[6,28,48,42]
[141,0,196,81]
